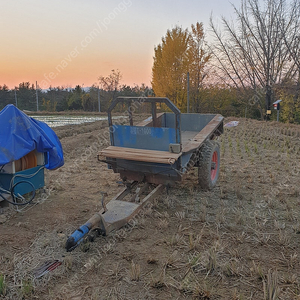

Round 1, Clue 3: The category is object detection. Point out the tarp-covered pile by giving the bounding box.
[0,104,64,170]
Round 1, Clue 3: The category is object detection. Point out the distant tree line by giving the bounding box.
[1,77,298,122]
[0,70,153,113]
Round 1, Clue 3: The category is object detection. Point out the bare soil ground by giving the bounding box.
[1,117,300,300]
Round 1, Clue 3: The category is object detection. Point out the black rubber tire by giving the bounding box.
[198,140,220,190]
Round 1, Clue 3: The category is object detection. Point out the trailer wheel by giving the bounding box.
[198,140,220,190]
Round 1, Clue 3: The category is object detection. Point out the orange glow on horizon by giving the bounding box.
[1,52,153,90]
[1,0,240,91]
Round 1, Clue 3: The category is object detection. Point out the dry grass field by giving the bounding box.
[1,116,300,299]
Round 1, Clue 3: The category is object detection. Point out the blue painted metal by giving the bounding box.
[103,97,224,185]
[0,166,45,196]
[107,97,181,147]
[175,112,181,146]
[165,113,216,131]
[65,224,90,251]
[112,125,176,151]
[69,224,90,241]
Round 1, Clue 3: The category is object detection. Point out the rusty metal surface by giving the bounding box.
[101,184,164,234]
[118,170,181,186]
[103,200,140,224]
[66,182,164,250]
[113,181,139,200]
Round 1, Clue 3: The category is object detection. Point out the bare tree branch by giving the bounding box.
[210,0,300,119]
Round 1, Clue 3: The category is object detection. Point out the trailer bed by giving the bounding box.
[98,97,223,185]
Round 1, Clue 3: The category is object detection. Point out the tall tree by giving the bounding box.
[17,82,36,111]
[210,0,300,120]
[81,93,95,111]
[152,23,210,112]
[152,26,190,111]
[279,0,300,122]
[67,85,84,110]
[189,22,211,112]
[98,69,122,111]
[0,85,12,110]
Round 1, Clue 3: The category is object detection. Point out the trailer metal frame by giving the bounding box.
[66,97,224,251]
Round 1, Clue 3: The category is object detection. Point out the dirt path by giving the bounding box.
[1,117,300,299]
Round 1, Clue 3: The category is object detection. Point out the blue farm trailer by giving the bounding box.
[66,97,223,251]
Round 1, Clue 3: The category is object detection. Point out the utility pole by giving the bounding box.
[36,81,39,111]
[98,87,101,112]
[15,88,17,107]
[187,72,190,113]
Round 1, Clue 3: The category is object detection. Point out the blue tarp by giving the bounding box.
[0,104,64,170]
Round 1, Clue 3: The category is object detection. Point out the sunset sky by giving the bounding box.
[0,0,241,89]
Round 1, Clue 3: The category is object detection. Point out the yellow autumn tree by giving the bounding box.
[188,23,211,112]
[152,23,210,112]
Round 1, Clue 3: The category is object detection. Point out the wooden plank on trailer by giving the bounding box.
[102,146,180,156]
[101,146,181,159]
[182,114,224,153]
[99,146,181,164]
[100,153,175,165]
